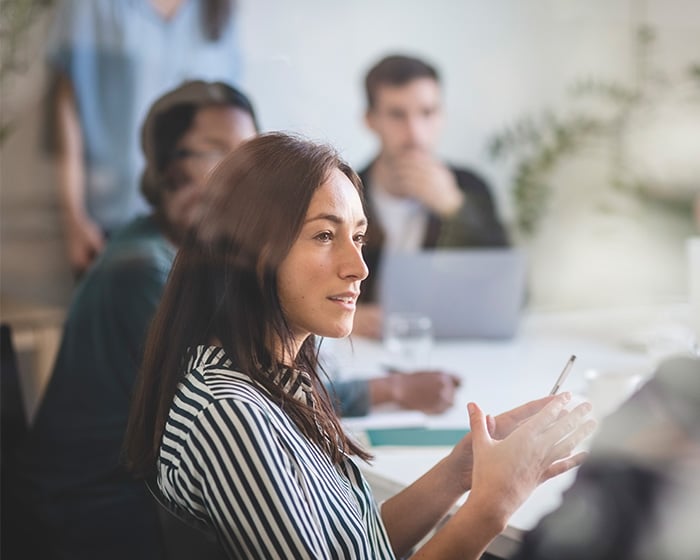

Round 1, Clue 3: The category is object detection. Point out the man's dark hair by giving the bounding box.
[364,54,440,109]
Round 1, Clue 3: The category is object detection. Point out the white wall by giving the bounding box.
[2,0,699,308]
[232,0,699,309]
[236,0,697,216]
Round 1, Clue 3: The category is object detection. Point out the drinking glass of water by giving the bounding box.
[384,312,434,369]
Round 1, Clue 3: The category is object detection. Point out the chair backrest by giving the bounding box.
[1,323,28,458]
[145,477,227,560]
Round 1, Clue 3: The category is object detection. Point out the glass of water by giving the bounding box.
[384,312,434,370]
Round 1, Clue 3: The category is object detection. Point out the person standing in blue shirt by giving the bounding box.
[47,0,241,275]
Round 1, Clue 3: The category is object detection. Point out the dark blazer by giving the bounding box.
[358,162,509,302]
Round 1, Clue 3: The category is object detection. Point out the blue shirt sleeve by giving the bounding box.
[46,0,98,73]
[326,379,372,418]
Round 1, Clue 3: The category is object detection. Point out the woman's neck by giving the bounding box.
[207,337,300,369]
[272,334,307,368]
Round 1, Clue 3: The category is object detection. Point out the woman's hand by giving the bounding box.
[467,394,596,526]
[446,395,573,493]
[489,395,561,439]
[384,394,594,559]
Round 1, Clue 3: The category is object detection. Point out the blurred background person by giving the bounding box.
[4,80,258,560]
[512,354,700,560]
[46,0,241,276]
[354,54,510,338]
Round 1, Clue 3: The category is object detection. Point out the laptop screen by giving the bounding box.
[378,248,527,339]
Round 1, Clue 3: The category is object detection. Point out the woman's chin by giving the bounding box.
[316,323,353,340]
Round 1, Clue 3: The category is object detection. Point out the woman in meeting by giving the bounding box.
[125,132,595,559]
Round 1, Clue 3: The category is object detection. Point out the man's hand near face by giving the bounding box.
[380,151,464,217]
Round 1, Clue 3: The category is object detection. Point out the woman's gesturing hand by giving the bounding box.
[447,394,589,494]
[466,393,596,526]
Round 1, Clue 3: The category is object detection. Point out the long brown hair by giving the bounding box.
[125,133,371,476]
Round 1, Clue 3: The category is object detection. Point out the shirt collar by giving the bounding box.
[269,367,316,408]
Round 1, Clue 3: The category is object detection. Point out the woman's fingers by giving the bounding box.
[467,402,491,446]
[486,414,496,437]
[520,393,573,436]
[497,395,555,428]
[492,395,561,440]
[466,397,595,524]
[539,402,594,448]
[545,418,597,463]
[541,451,590,482]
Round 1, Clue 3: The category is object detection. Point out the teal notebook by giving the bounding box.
[366,427,470,447]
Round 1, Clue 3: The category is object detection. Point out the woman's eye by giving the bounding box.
[354,233,367,246]
[315,231,333,242]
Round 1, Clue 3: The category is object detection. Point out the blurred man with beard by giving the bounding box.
[354,54,509,337]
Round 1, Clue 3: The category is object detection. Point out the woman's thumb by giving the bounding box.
[468,402,489,444]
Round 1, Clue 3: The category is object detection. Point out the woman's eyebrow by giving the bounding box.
[305,213,367,228]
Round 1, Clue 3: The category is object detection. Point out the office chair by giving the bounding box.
[1,323,28,459]
[1,323,33,560]
[145,476,227,560]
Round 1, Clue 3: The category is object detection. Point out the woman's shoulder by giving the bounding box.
[165,348,283,455]
[180,346,279,417]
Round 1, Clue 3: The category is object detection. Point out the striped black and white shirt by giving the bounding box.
[158,346,396,559]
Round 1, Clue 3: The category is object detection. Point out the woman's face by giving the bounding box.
[162,105,257,238]
[277,168,369,354]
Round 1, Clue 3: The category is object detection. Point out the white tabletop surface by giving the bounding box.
[329,303,695,556]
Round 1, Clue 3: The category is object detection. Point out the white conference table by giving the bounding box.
[330,303,694,558]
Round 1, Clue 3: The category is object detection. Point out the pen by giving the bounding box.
[549,354,576,395]
[381,363,408,374]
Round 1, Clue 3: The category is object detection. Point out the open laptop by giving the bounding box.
[378,248,527,339]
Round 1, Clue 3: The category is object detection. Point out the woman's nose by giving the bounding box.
[340,240,369,281]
